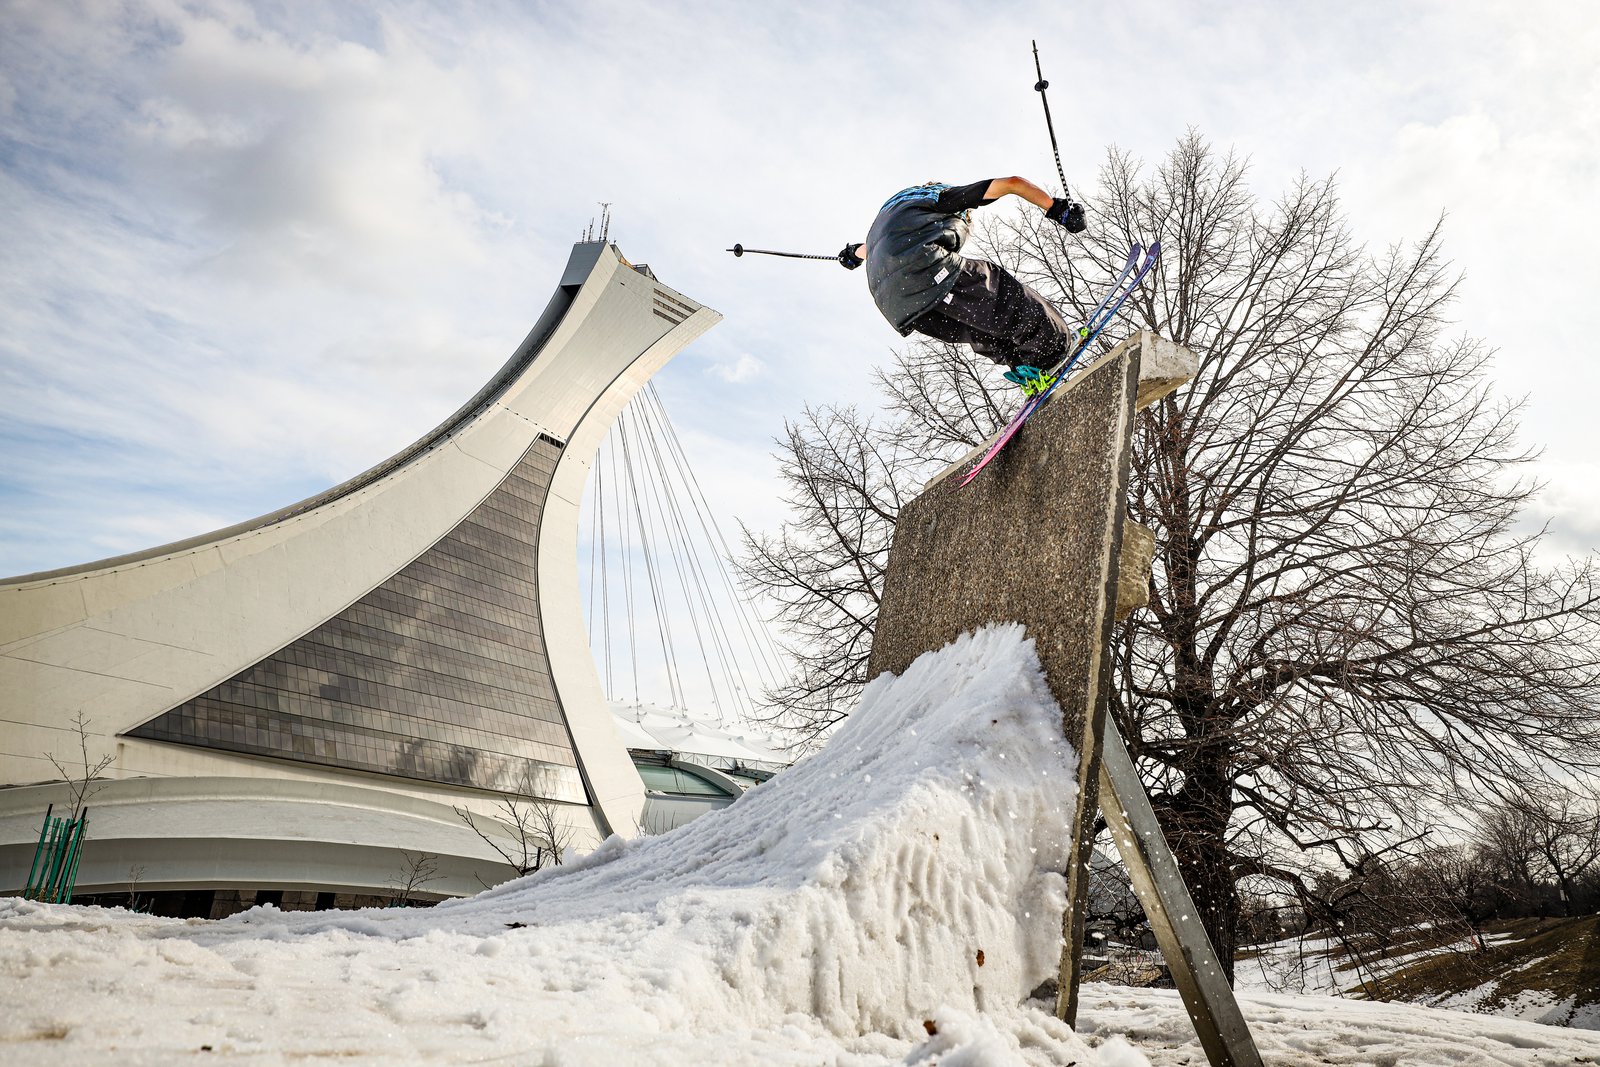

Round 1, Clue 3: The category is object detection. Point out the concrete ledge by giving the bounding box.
[867,329,1197,1024]
[1132,329,1198,410]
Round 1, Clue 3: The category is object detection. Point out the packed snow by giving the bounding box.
[3,625,1597,1065]
[1080,985,1600,1066]
[1,626,1085,1064]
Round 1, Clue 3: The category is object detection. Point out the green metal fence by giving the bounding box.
[24,803,90,904]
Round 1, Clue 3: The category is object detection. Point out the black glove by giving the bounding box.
[1046,197,1088,234]
[838,243,863,270]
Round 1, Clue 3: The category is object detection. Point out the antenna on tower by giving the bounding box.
[599,202,612,242]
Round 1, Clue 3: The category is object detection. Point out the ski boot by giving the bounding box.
[1002,364,1058,398]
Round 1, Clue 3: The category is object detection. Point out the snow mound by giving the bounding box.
[0,625,1107,1065]
[444,624,1079,1020]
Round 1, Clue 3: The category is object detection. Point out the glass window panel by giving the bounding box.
[636,764,734,797]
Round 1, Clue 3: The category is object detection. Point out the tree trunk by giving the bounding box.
[1157,756,1241,980]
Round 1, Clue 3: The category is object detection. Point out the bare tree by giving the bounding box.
[1478,799,1549,913]
[456,777,575,883]
[47,711,115,821]
[739,406,936,741]
[742,133,1600,979]
[388,850,441,907]
[1490,785,1600,916]
[126,863,149,914]
[1002,135,1600,976]
[1245,838,1502,996]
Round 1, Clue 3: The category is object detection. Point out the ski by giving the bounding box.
[1003,242,1140,395]
[957,241,1160,488]
[958,244,1143,485]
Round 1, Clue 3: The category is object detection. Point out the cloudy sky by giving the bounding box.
[3,1,1599,702]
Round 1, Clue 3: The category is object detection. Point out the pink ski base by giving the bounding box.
[957,397,1042,486]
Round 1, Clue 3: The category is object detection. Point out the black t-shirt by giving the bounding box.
[864,179,998,332]
[932,179,998,214]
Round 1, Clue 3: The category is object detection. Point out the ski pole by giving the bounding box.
[726,243,838,262]
[1031,40,1070,198]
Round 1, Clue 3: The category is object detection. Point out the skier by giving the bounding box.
[838,177,1086,396]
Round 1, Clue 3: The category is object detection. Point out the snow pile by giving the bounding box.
[0,625,1104,1065]
[5,624,1596,1064]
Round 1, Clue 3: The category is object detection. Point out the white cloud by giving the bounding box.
[707,353,762,384]
[1525,461,1600,559]
[126,9,499,288]
[3,0,1598,601]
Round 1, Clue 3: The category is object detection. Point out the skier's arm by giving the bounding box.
[982,176,1054,211]
[986,176,1085,230]
[977,176,1086,232]
[838,242,866,270]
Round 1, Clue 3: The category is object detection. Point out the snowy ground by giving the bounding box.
[1080,985,1600,1066]
[3,626,1597,1065]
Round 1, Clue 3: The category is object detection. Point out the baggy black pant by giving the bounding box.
[907,257,1075,369]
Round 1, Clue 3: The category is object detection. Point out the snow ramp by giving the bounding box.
[0,625,1126,1065]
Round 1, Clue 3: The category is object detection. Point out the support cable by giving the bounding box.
[584,386,795,719]
[642,384,782,687]
[644,385,789,685]
[646,383,786,679]
[635,394,752,719]
[632,402,739,720]
[617,413,686,708]
[608,430,641,704]
[592,444,611,697]
[631,410,727,719]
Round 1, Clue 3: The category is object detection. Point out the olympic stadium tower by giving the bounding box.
[0,242,720,914]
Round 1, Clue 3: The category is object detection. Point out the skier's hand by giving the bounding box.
[1046,197,1088,234]
[838,243,863,270]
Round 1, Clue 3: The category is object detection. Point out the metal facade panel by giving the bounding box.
[129,439,587,801]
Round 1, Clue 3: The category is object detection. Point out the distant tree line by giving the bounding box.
[1087,783,1600,986]
[1262,786,1600,943]
[1224,784,1600,997]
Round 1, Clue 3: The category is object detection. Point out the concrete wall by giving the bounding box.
[867,330,1196,1019]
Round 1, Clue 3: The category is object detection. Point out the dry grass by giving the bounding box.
[1359,915,1600,1023]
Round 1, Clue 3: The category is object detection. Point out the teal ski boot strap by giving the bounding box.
[1002,364,1059,398]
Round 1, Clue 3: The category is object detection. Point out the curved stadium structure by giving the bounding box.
[0,242,720,913]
